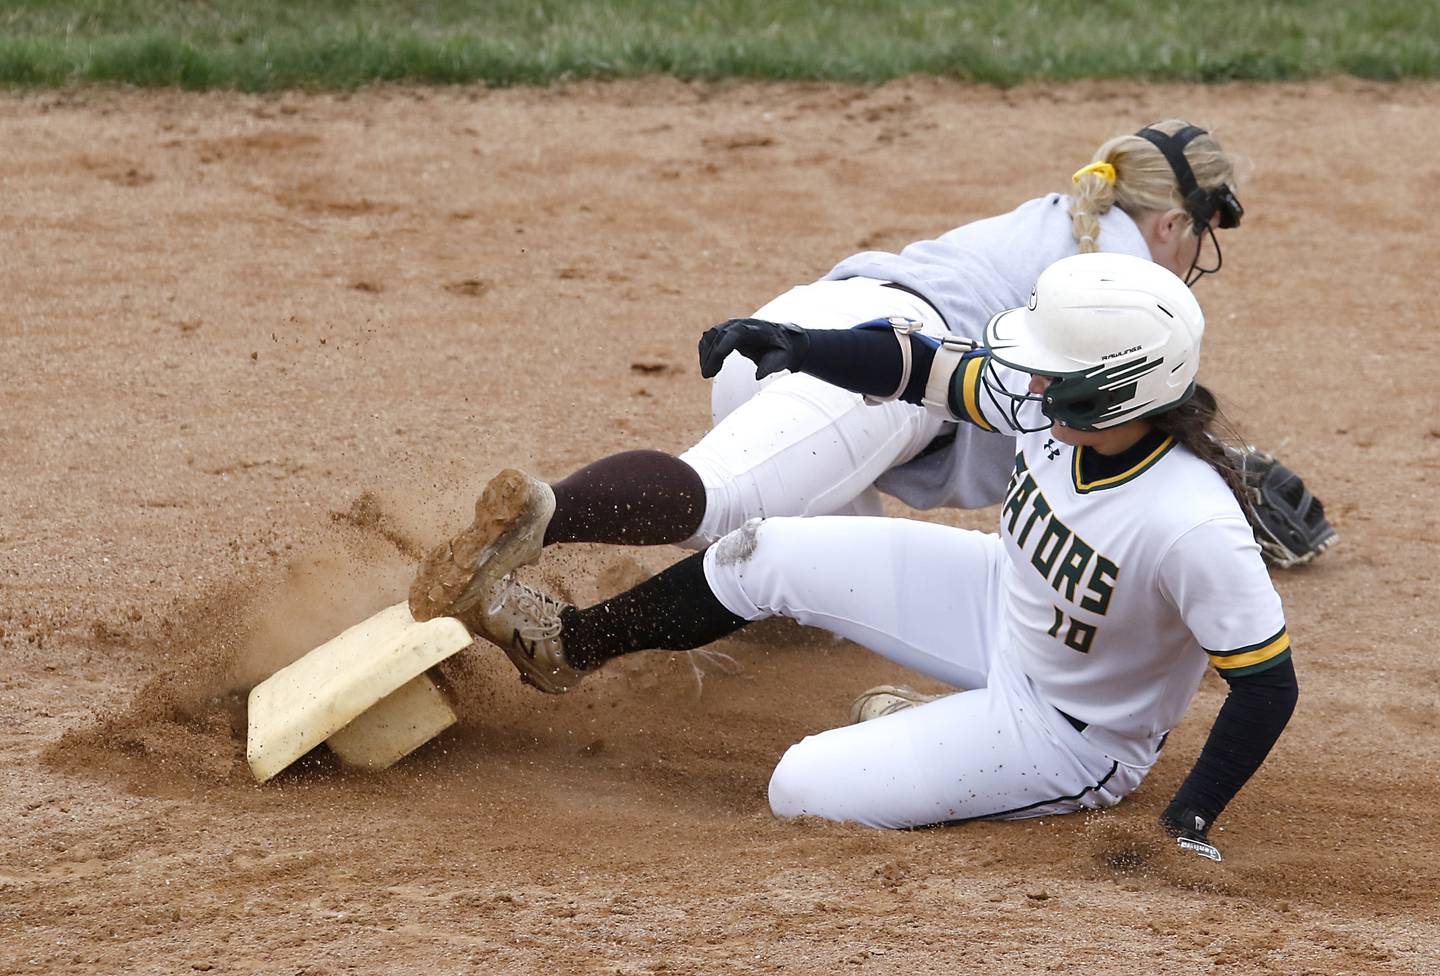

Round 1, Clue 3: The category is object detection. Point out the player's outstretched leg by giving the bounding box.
[458,512,1001,700]
[410,282,956,610]
[450,548,750,694]
[408,451,707,623]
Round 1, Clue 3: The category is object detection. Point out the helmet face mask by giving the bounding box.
[981,354,1193,433]
[1183,179,1244,233]
[983,253,1205,432]
[1043,369,1148,431]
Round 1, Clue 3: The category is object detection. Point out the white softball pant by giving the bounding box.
[678,277,949,546]
[703,516,1151,829]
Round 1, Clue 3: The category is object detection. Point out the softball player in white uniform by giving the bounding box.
[423,253,1297,859]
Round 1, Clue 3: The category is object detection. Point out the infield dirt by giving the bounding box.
[2,78,1438,975]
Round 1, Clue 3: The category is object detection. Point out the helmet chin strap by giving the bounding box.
[1183,222,1224,287]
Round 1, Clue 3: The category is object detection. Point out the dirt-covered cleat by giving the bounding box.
[463,577,586,695]
[409,469,556,622]
[848,685,949,724]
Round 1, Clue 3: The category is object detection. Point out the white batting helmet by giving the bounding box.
[983,252,1205,431]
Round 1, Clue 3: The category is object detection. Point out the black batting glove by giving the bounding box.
[698,318,810,380]
[1159,801,1224,863]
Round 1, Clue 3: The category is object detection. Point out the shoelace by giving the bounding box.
[500,579,565,642]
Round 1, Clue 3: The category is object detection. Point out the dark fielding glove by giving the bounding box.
[698,318,811,380]
[1224,445,1338,569]
[1159,801,1223,863]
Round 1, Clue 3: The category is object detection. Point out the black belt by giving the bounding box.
[878,280,949,329]
[916,425,958,460]
[1058,709,1088,734]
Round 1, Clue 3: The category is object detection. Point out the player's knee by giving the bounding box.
[677,458,750,546]
[767,738,823,819]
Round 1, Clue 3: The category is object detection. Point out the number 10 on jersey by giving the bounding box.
[1047,606,1097,653]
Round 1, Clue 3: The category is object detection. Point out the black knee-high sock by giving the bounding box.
[561,550,748,671]
[544,450,707,546]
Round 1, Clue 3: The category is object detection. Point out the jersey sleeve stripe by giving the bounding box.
[1208,625,1288,657]
[1206,627,1290,672]
[957,354,998,432]
[1216,646,1292,679]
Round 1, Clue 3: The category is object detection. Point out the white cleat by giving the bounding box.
[465,577,585,695]
[849,685,949,724]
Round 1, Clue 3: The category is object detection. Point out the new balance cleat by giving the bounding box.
[461,577,585,695]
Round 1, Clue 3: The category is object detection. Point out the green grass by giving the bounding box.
[1,0,1437,90]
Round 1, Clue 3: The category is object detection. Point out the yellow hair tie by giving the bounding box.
[1072,162,1117,185]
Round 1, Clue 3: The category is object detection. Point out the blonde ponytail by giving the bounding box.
[1067,119,1237,252]
[1069,165,1116,254]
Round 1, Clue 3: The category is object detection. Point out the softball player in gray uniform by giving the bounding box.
[419,253,1297,860]
[410,121,1246,623]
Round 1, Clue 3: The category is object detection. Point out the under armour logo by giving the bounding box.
[1044,438,1061,460]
